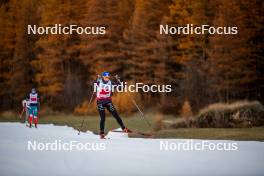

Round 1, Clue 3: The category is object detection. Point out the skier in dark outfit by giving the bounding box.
[94,71,131,139]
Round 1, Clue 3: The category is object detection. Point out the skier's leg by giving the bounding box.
[97,103,106,134]
[28,107,33,127]
[33,117,38,128]
[106,102,125,129]
[29,115,33,126]
[25,108,29,125]
[33,106,38,128]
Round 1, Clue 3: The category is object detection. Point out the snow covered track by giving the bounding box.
[0,122,263,176]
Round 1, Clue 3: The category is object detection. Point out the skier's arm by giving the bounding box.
[26,97,30,109]
[112,75,122,85]
[92,75,101,87]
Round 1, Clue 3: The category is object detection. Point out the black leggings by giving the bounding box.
[97,101,125,133]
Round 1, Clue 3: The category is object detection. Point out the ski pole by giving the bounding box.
[115,75,151,127]
[127,92,151,127]
[19,108,25,119]
[78,91,95,135]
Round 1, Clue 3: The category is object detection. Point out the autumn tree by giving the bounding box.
[0,0,39,109]
[79,0,134,79]
[163,0,212,111]
[207,0,256,102]
[0,0,263,113]
[35,0,88,110]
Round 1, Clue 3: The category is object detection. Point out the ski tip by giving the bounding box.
[100,137,110,139]
[110,129,155,138]
[128,133,155,138]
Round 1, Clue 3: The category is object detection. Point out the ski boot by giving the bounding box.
[100,131,106,139]
[123,127,132,133]
[34,119,38,128]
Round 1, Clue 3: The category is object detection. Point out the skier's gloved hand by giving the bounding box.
[115,75,120,81]
[97,74,102,81]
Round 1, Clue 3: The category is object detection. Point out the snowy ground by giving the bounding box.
[0,123,263,176]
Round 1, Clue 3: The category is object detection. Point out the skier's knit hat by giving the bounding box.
[102,71,110,77]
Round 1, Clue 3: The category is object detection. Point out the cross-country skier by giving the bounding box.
[27,88,40,128]
[94,71,131,139]
[21,98,30,126]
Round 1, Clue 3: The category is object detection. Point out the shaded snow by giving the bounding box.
[0,122,263,176]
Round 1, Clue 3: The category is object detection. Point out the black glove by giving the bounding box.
[115,75,120,80]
